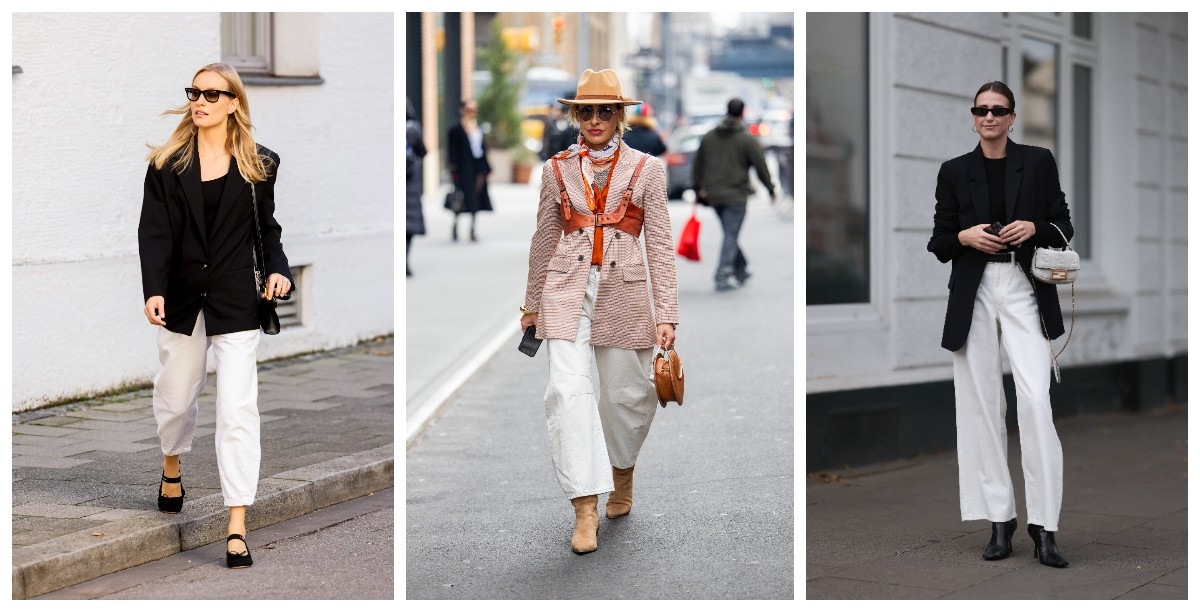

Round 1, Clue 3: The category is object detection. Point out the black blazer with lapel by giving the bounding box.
[139,142,293,336]
[926,139,1073,352]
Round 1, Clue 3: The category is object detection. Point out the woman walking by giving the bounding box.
[446,99,492,241]
[927,81,1072,568]
[139,62,293,569]
[521,69,679,554]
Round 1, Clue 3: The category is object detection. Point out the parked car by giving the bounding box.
[663,123,715,200]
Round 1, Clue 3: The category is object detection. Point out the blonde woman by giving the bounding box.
[139,63,293,569]
[521,69,679,554]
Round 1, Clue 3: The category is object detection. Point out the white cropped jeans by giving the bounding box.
[152,313,262,507]
[953,260,1063,531]
[543,265,659,499]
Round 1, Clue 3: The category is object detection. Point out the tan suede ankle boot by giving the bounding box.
[569,495,599,554]
[606,465,635,518]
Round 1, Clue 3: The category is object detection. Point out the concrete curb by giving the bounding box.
[12,444,393,599]
[405,324,518,449]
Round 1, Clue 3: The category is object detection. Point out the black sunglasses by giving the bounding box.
[970,106,1013,117]
[577,105,616,122]
[185,87,237,103]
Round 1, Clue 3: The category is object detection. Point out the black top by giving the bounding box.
[982,155,1014,254]
[202,173,226,240]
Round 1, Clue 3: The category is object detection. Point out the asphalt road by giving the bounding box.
[38,488,394,600]
[406,192,795,599]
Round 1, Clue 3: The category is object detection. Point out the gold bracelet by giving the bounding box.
[519,305,538,315]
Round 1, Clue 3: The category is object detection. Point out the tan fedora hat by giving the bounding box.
[556,68,642,106]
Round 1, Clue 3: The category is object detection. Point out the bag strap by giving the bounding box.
[246,178,268,295]
[550,157,572,221]
[1020,265,1075,383]
[1046,222,1070,248]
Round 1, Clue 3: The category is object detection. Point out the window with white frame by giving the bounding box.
[1004,12,1096,258]
[222,13,273,74]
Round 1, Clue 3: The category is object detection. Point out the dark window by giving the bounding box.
[1072,13,1093,40]
[1072,64,1092,258]
[1021,36,1059,153]
[806,13,869,306]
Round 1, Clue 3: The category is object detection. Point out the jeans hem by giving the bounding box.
[566,486,614,500]
[223,498,255,507]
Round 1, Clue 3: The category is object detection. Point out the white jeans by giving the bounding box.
[544,266,659,499]
[953,261,1063,531]
[152,313,262,507]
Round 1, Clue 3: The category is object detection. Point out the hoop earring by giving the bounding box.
[1009,126,1014,133]
[971,125,977,133]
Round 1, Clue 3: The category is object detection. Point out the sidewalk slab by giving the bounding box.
[12,336,395,599]
[806,405,1187,600]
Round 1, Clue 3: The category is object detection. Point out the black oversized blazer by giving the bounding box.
[926,139,1073,352]
[138,141,293,336]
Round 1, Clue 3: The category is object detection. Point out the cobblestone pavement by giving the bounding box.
[12,336,395,598]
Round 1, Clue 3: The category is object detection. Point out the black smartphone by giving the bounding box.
[518,325,542,357]
[984,221,1004,236]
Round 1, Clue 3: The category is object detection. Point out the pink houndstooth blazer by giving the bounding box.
[524,141,679,349]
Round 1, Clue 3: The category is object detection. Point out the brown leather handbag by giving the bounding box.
[653,349,684,407]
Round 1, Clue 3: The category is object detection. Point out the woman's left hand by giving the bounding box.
[657,324,676,351]
[264,273,292,299]
[999,220,1036,246]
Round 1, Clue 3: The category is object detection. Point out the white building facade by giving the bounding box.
[11,12,394,411]
[806,13,1186,469]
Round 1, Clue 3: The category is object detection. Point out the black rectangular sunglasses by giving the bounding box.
[185,87,237,103]
[970,106,1013,117]
[577,105,615,122]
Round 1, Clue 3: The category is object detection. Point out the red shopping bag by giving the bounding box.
[676,205,701,261]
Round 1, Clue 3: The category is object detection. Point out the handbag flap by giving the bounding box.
[1034,248,1080,270]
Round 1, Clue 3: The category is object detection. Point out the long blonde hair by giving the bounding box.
[146,63,271,183]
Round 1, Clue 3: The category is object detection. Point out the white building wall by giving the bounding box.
[11,12,394,411]
[807,12,1186,394]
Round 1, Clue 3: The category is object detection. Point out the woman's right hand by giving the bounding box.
[520,312,538,332]
[958,224,1008,254]
[144,296,166,326]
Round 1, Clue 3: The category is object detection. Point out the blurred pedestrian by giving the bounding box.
[542,105,568,161]
[622,104,666,157]
[406,97,427,276]
[692,98,776,291]
[521,68,679,555]
[446,99,492,241]
[139,62,294,570]
[927,81,1073,569]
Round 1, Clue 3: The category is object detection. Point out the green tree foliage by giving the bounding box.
[476,19,524,151]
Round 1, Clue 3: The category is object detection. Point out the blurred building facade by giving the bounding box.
[806,13,1187,469]
[11,12,394,411]
[406,12,629,193]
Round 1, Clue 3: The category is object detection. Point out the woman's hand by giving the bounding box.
[264,273,292,300]
[520,312,538,332]
[958,224,1008,254]
[144,296,166,326]
[998,220,1036,247]
[657,324,676,351]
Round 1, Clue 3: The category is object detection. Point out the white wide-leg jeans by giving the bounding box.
[953,260,1063,531]
[544,265,659,499]
[152,313,262,507]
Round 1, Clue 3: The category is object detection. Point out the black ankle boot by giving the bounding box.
[982,518,1017,560]
[1028,524,1069,568]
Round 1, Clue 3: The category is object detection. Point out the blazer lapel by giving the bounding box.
[967,144,989,224]
[211,155,248,241]
[1004,139,1023,222]
[559,154,593,217]
[177,143,208,252]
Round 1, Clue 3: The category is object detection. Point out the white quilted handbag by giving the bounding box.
[1030,223,1078,284]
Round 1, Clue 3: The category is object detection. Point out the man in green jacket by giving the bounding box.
[692,98,776,291]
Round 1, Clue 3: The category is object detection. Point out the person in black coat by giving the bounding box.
[927,81,1073,569]
[406,97,426,276]
[446,99,492,242]
[138,63,293,569]
[621,106,666,157]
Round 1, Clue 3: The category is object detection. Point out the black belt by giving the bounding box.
[986,252,1016,263]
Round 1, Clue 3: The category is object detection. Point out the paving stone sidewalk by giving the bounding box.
[12,336,395,599]
[806,404,1187,600]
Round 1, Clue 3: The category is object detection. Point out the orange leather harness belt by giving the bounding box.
[551,155,650,237]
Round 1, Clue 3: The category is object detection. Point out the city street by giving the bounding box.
[405,167,794,598]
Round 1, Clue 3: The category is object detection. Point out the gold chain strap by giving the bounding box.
[1029,274,1075,384]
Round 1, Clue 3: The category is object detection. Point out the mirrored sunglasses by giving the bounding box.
[185,87,237,103]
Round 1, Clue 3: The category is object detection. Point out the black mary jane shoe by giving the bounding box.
[1028,523,1070,568]
[226,533,254,569]
[982,518,1018,560]
[157,471,185,514]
